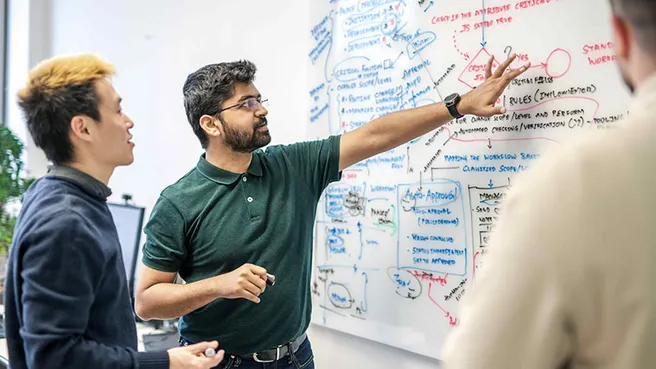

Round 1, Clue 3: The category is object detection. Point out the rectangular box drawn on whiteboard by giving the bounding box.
[467,184,511,273]
[397,180,468,276]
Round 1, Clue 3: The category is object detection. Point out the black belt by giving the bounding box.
[240,333,307,363]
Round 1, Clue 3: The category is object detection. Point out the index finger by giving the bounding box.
[503,62,531,82]
[493,53,517,78]
[201,350,224,368]
[249,264,268,277]
[185,340,219,354]
[485,55,494,79]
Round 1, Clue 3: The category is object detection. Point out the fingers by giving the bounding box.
[200,350,224,368]
[256,276,267,292]
[485,55,494,79]
[169,345,225,369]
[209,350,225,366]
[247,264,268,278]
[245,270,267,292]
[179,341,225,368]
[243,277,265,296]
[241,289,262,303]
[229,264,270,303]
[493,53,517,78]
[185,340,219,354]
[503,62,531,82]
[490,105,507,115]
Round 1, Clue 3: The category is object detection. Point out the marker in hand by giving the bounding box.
[205,348,216,358]
[266,274,276,287]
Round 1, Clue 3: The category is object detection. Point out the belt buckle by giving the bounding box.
[252,346,281,363]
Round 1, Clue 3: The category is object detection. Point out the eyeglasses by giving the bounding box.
[219,96,269,113]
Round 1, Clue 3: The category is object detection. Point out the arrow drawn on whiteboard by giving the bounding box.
[452,30,470,61]
[480,0,487,47]
[384,51,405,69]
[426,1,434,12]
[487,138,492,149]
[428,283,459,327]
[443,131,458,146]
[530,62,549,69]
[357,221,365,260]
[406,146,413,173]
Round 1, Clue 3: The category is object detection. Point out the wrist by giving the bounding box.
[211,274,226,298]
[456,93,471,116]
[444,92,467,118]
[136,351,170,369]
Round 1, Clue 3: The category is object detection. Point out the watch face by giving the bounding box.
[445,93,458,104]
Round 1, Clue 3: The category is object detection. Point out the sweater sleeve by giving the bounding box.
[137,352,170,369]
[18,211,169,369]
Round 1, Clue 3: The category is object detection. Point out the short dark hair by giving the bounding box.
[17,54,115,165]
[611,0,656,54]
[182,60,257,149]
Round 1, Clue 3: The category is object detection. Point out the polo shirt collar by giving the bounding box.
[196,152,263,185]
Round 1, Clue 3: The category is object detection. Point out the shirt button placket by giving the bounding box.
[242,175,256,218]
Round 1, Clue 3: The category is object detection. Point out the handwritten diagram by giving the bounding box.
[308,0,630,360]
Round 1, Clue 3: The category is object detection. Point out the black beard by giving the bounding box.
[222,118,271,153]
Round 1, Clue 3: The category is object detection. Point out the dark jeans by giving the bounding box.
[179,335,315,369]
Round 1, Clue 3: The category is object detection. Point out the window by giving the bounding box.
[0,0,6,123]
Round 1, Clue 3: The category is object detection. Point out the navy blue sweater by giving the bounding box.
[4,169,169,369]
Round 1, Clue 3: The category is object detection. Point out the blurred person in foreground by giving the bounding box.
[442,0,656,368]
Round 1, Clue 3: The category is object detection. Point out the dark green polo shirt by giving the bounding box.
[141,135,341,355]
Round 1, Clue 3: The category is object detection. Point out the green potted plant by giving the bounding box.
[0,125,35,290]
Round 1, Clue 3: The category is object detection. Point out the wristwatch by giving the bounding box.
[444,93,464,119]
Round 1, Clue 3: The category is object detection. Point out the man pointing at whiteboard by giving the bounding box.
[442,1,656,368]
[133,52,528,367]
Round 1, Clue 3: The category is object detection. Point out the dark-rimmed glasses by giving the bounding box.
[219,97,269,113]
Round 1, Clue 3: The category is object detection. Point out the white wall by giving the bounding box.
[47,0,312,209]
[4,0,50,178]
[4,0,29,141]
[12,1,442,367]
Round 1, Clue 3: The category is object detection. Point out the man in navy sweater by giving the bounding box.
[4,54,224,369]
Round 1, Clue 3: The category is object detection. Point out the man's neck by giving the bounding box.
[632,53,656,91]
[64,161,114,185]
[205,146,253,174]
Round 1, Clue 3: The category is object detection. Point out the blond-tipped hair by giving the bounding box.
[17,53,116,164]
[18,53,115,101]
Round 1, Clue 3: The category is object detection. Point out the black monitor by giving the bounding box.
[107,202,145,305]
[107,202,174,331]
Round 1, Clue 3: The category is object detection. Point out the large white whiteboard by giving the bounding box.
[308,0,630,361]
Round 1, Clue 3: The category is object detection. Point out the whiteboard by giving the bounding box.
[308,0,630,360]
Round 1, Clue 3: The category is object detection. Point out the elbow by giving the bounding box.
[133,292,155,321]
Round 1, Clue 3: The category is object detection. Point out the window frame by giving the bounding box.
[0,0,7,124]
